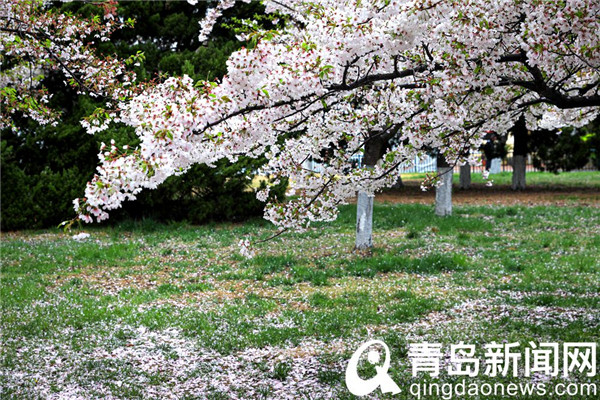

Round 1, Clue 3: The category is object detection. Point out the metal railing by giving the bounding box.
[333,153,599,174]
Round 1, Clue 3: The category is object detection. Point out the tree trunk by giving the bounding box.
[512,155,526,190]
[459,164,471,190]
[355,133,388,250]
[391,174,404,189]
[435,154,453,216]
[355,192,374,250]
[511,116,528,191]
[490,158,502,174]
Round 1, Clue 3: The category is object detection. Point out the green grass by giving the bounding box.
[403,170,600,187]
[2,198,600,398]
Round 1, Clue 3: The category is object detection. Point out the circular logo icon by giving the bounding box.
[345,339,401,396]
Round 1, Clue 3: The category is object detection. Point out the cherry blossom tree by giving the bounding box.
[79,0,600,250]
[5,0,599,251]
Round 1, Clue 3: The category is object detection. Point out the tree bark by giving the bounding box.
[459,164,471,189]
[435,154,453,216]
[355,192,374,250]
[355,133,389,250]
[512,155,526,190]
[391,174,404,189]
[511,116,528,191]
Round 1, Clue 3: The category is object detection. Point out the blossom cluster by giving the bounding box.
[0,0,136,129]
[75,0,598,232]
[6,0,598,235]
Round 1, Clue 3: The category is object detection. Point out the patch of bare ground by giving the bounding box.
[372,183,600,206]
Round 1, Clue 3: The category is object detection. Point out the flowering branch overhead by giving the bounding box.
[1,0,138,129]
[74,0,599,231]
[5,0,598,236]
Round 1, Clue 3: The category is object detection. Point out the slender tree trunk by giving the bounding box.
[355,192,374,250]
[435,154,453,216]
[512,155,526,189]
[355,133,388,250]
[512,116,528,191]
[459,164,471,190]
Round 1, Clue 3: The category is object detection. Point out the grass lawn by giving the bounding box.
[260,171,600,191]
[402,171,600,188]
[2,175,600,398]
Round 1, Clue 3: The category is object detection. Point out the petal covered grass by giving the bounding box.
[1,198,600,399]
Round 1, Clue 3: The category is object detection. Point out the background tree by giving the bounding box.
[1,0,134,229]
[1,0,284,230]
[583,117,600,170]
[459,159,471,190]
[511,117,528,190]
[529,122,599,173]
[4,0,599,251]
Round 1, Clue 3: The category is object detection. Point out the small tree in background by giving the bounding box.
[510,117,528,190]
[530,124,599,173]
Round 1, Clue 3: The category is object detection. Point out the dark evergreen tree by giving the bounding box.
[1,1,284,230]
[529,118,599,173]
